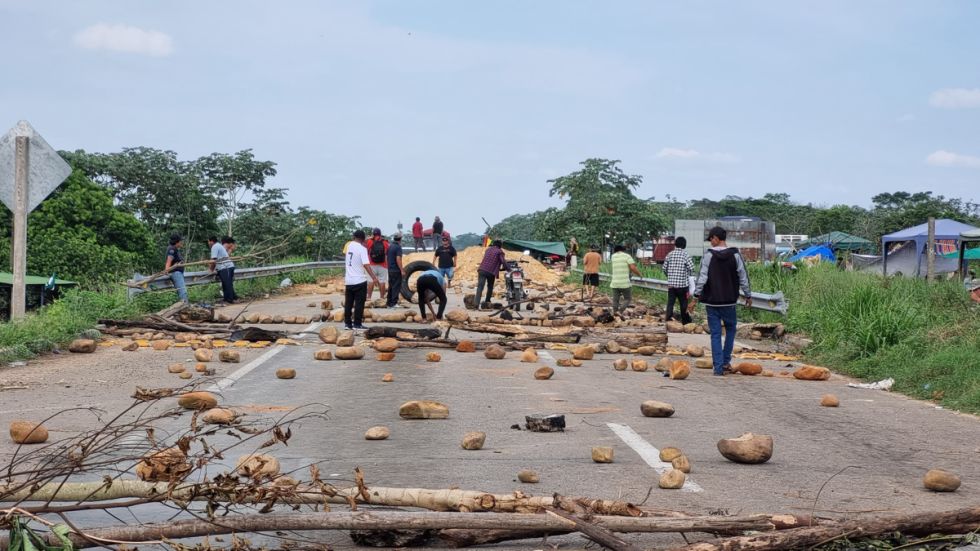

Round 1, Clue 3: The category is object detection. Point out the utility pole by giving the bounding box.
[926,217,936,281]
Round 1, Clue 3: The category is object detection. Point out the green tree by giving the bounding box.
[193,150,278,237]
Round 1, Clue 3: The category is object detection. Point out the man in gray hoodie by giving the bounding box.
[689,226,752,376]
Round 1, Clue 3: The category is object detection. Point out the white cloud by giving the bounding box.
[74,23,173,57]
[929,88,980,109]
[925,150,980,168]
[654,148,740,163]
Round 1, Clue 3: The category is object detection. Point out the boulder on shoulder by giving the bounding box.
[69,339,97,353]
[399,400,449,419]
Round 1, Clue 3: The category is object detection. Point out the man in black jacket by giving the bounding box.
[689,226,752,376]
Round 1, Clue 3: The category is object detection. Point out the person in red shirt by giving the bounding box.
[365,228,390,301]
[412,217,425,251]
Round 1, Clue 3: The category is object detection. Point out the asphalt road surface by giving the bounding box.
[2,286,978,549]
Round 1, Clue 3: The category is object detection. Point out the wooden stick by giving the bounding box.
[545,507,644,551]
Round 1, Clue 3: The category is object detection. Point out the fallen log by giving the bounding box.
[670,506,980,551]
[0,511,790,549]
[364,326,442,340]
[545,507,643,551]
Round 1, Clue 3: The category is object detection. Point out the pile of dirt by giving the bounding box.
[404,247,562,286]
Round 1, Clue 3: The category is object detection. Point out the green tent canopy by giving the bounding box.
[500,239,567,257]
[799,231,874,252]
[944,248,980,260]
[0,272,77,286]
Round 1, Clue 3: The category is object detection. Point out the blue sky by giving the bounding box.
[1,1,978,234]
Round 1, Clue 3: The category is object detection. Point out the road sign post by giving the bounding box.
[0,121,72,320]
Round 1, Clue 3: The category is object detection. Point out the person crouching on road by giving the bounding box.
[688,226,752,376]
[416,268,448,321]
[365,228,389,301]
[475,240,506,309]
[663,236,694,324]
[386,232,405,307]
[165,234,188,303]
[344,229,381,330]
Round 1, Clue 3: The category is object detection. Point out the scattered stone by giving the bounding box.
[151,340,171,351]
[605,340,622,354]
[761,369,775,377]
[365,426,391,440]
[570,359,583,367]
[613,359,628,371]
[517,470,539,483]
[382,373,394,382]
[793,365,831,381]
[335,347,365,360]
[717,433,773,464]
[665,321,684,333]
[484,344,507,359]
[572,346,594,360]
[380,311,407,322]
[446,309,469,322]
[461,432,486,450]
[923,469,961,492]
[271,315,284,324]
[456,340,476,353]
[591,446,614,463]
[314,349,333,361]
[685,344,704,357]
[556,358,573,367]
[318,326,338,344]
[375,338,399,353]
[683,323,698,333]
[246,313,261,324]
[178,371,192,379]
[631,359,649,372]
[525,413,565,432]
[202,408,237,425]
[669,361,691,380]
[136,447,190,481]
[194,349,213,362]
[68,339,97,353]
[122,341,139,352]
[177,392,218,410]
[672,455,692,473]
[167,363,186,374]
[426,352,442,362]
[194,363,207,372]
[377,352,396,361]
[399,400,449,419]
[236,454,280,480]
[9,421,48,444]
[219,350,240,363]
[736,362,763,376]
[336,331,355,347]
[820,394,840,407]
[636,346,658,356]
[320,300,333,309]
[521,348,539,363]
[659,447,683,462]
[655,357,672,372]
[694,358,713,369]
[659,469,686,489]
[534,366,554,380]
[276,368,296,379]
[640,400,674,418]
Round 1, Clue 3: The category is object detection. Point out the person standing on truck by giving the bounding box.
[412,217,425,251]
[582,244,602,300]
[433,236,457,288]
[364,228,389,301]
[431,216,444,249]
[663,236,694,324]
[689,226,752,376]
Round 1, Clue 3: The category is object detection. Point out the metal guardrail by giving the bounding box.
[127,261,345,298]
[573,269,788,315]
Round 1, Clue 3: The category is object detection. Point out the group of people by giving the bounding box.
[410,215,448,252]
[575,226,752,377]
[164,235,239,305]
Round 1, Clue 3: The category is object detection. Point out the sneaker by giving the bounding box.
[712,371,725,377]
[722,364,735,374]
[344,324,353,330]
[353,324,367,330]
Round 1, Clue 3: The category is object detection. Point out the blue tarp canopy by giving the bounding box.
[789,244,836,263]
[882,219,979,276]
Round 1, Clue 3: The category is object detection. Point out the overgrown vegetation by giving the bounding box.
[571,261,980,413]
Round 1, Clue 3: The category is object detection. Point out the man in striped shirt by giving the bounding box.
[663,237,694,324]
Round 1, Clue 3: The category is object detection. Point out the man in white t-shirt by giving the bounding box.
[209,235,238,304]
[344,229,381,329]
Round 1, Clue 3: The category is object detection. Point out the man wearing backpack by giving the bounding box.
[365,228,390,302]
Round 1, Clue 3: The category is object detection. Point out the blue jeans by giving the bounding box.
[439,267,455,281]
[706,305,738,375]
[169,271,188,302]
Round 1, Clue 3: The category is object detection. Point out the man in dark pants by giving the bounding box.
[416,268,447,321]
[689,226,752,376]
[344,230,380,330]
[210,236,237,304]
[663,236,694,324]
[386,232,404,307]
[475,240,506,308]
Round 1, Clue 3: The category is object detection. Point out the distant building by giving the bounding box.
[675,218,777,261]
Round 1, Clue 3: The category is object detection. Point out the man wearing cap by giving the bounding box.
[364,228,390,302]
[386,233,405,307]
[345,230,381,330]
[689,226,752,376]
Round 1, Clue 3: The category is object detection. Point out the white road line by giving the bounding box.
[606,422,703,493]
[207,346,285,392]
[302,321,323,334]
[537,349,565,372]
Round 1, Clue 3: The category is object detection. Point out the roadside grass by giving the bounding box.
[566,262,980,414]
[0,261,338,364]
